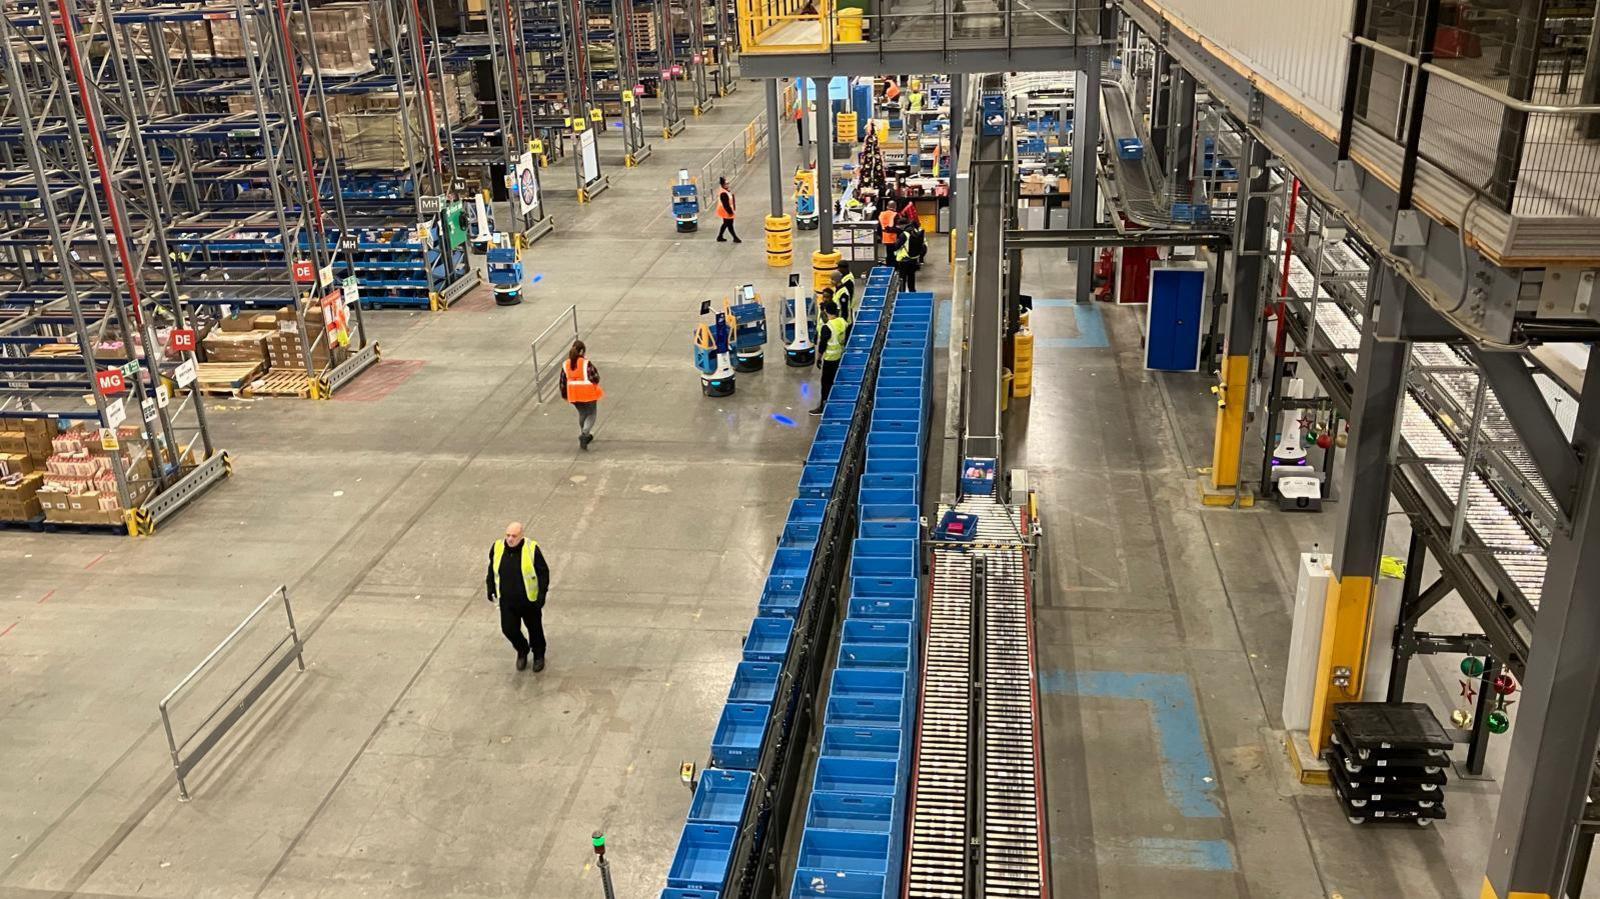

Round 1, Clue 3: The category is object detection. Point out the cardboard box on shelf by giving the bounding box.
[251,313,280,330]
[0,453,34,476]
[0,471,43,520]
[202,330,270,364]
[0,417,60,460]
[219,314,255,333]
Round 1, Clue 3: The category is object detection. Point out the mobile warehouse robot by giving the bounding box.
[793,168,818,230]
[779,273,816,366]
[725,284,769,372]
[671,170,701,232]
[693,301,736,396]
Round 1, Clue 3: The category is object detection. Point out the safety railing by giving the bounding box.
[698,108,772,207]
[158,586,306,801]
[1348,6,1600,219]
[531,303,581,403]
[737,0,1093,55]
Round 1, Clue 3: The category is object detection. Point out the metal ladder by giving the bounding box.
[904,499,1048,898]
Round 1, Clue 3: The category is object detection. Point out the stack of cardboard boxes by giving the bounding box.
[200,305,344,378]
[37,424,158,527]
[0,418,55,522]
[200,314,275,370]
[266,304,334,372]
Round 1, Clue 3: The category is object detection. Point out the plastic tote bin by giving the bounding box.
[729,661,781,704]
[860,503,919,523]
[743,616,794,662]
[851,553,916,580]
[812,756,899,795]
[798,464,837,498]
[688,768,755,824]
[826,383,861,405]
[822,401,857,423]
[808,441,845,466]
[861,471,917,493]
[859,518,919,540]
[858,488,918,507]
[662,890,719,899]
[797,828,891,875]
[819,727,902,762]
[761,576,807,617]
[832,668,906,697]
[782,520,821,546]
[836,641,911,669]
[841,619,912,645]
[711,703,771,769]
[853,537,917,559]
[814,422,849,444]
[667,823,737,890]
[791,869,886,899]
[849,595,916,620]
[789,498,829,523]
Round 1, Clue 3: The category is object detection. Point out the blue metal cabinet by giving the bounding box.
[1145,264,1207,372]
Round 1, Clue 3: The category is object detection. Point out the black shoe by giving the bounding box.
[733,238,742,244]
[532,657,546,673]
[516,653,529,671]
[580,433,593,450]
[716,237,727,242]
[808,407,823,416]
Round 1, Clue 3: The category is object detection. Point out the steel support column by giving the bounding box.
[1483,362,1600,899]
[1306,276,1408,756]
[1150,47,1171,168]
[1070,52,1101,304]
[815,77,834,253]
[766,78,785,215]
[1207,137,1269,497]
[1166,66,1196,204]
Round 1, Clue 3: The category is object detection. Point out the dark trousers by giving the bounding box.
[500,599,546,659]
[817,358,839,406]
[717,218,740,241]
[897,260,919,293]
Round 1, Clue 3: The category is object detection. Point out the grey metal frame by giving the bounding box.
[159,586,306,801]
[530,304,582,402]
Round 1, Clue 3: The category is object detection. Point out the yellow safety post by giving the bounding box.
[1308,574,1376,756]
[1201,354,1253,507]
[836,111,858,144]
[1001,369,1012,412]
[1012,328,1034,398]
[874,118,889,143]
[765,214,794,267]
[812,250,841,295]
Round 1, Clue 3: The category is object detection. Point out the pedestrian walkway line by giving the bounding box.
[1032,300,1109,348]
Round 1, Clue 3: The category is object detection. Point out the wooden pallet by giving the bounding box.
[252,370,313,398]
[194,361,263,396]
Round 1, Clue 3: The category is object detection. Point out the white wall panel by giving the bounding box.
[1151,0,1354,130]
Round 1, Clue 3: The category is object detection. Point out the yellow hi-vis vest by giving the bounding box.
[822,316,847,361]
[492,538,541,603]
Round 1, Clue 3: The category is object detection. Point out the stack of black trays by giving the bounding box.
[1325,702,1451,826]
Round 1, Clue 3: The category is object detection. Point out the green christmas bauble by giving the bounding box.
[1487,710,1510,734]
[1461,657,1486,678]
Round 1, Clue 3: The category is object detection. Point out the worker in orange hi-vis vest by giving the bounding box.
[558,339,604,450]
[715,177,741,243]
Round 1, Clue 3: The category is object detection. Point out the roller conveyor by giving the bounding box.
[905,498,1047,899]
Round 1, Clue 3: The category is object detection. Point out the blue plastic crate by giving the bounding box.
[835,365,867,384]
[772,547,814,577]
[797,827,891,874]
[790,863,889,889]
[961,457,998,496]
[861,471,917,493]
[826,383,861,405]
[852,308,882,324]
[865,431,921,450]
[836,641,911,670]
[858,488,919,508]
[729,661,781,704]
[867,444,920,461]
[808,441,845,466]
[782,520,821,546]
[853,538,918,559]
[798,464,837,498]
[848,596,916,620]
[815,422,849,444]
[688,768,755,824]
[813,756,899,795]
[832,668,906,696]
[711,703,770,769]
[761,575,807,617]
[859,518,919,540]
[826,695,903,726]
[851,554,917,579]
[841,619,912,645]
[667,823,738,891]
[663,889,718,899]
[873,394,923,411]
[851,575,918,597]
[819,728,902,763]
[790,498,829,523]
[743,616,794,662]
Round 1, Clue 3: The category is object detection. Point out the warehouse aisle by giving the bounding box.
[1009,255,1526,898]
[1,88,823,898]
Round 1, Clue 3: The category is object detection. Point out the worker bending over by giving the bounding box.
[486,521,551,672]
[809,299,847,416]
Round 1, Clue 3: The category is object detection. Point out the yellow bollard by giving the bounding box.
[874,118,889,143]
[765,214,794,267]
[836,7,863,42]
[812,250,841,295]
[1012,328,1034,398]
[1001,369,1013,411]
[836,111,858,144]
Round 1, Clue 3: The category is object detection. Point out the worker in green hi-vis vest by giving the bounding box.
[486,521,551,672]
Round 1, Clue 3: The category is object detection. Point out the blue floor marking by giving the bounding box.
[1032,301,1109,349]
[934,298,951,348]
[1130,837,1237,872]
[1039,670,1223,818]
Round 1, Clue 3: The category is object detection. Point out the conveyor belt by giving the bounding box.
[905,499,1047,899]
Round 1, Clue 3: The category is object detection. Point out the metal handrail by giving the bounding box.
[158,585,305,801]
[1352,35,1600,116]
[530,303,580,403]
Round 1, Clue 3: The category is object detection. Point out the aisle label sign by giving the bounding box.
[168,328,197,353]
[293,259,315,283]
[174,358,197,387]
[622,90,635,104]
[590,108,604,122]
[156,383,170,409]
[95,369,126,396]
[141,398,158,424]
[419,195,444,215]
[104,398,126,427]
[318,264,335,287]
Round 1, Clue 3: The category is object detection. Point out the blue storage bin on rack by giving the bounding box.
[661,266,900,899]
[485,246,523,305]
[792,281,934,899]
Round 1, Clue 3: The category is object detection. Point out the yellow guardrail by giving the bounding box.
[738,0,832,53]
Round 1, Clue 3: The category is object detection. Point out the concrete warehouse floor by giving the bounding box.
[0,82,1574,899]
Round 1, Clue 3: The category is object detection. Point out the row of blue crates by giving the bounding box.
[661,267,899,899]
[791,288,936,899]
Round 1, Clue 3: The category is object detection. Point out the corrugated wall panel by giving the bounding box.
[1151,0,1354,129]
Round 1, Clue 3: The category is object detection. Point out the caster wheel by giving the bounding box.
[1418,801,1434,809]
[1348,816,1365,825]
[1416,818,1433,827]
[1349,798,1367,808]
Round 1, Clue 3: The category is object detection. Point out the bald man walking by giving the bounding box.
[486,522,551,671]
